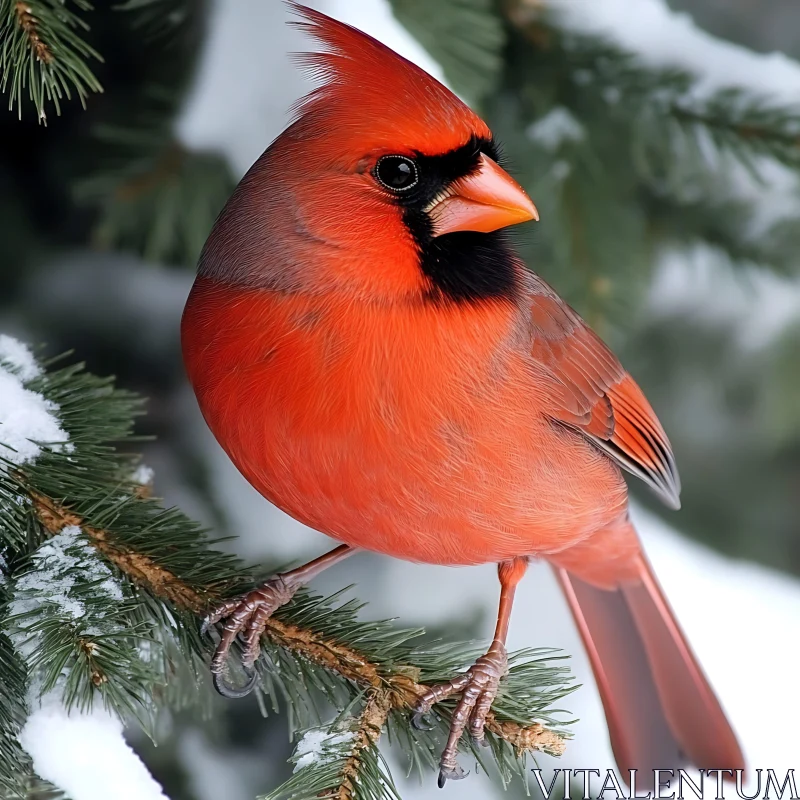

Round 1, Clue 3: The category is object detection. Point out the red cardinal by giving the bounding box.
[182,4,744,785]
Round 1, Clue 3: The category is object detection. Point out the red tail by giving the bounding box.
[556,551,744,779]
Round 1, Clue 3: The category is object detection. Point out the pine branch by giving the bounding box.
[0,0,195,121]
[65,5,227,269]
[339,692,394,796]
[500,5,800,178]
[28,489,567,797]
[29,490,567,758]
[267,694,398,800]
[671,90,800,171]
[0,0,103,121]
[0,625,30,796]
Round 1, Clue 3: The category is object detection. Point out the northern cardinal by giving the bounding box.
[181,4,744,786]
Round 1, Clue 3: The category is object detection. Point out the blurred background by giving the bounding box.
[2,0,800,797]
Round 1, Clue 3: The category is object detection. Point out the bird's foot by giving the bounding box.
[412,639,508,787]
[202,575,299,698]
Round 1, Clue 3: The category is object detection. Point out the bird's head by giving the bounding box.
[199,3,538,304]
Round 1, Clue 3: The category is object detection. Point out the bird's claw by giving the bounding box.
[202,576,299,698]
[411,710,436,731]
[212,663,259,699]
[414,640,508,787]
[438,763,469,788]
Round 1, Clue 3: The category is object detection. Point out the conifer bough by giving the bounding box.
[1,0,102,120]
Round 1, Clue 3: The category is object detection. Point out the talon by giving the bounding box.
[411,710,435,731]
[438,763,468,788]
[212,663,258,699]
[423,640,508,787]
[203,576,299,697]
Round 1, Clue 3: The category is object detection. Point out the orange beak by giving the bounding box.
[427,154,539,237]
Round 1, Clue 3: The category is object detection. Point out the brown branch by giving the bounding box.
[14,2,53,64]
[32,492,210,615]
[487,717,565,756]
[328,690,393,800]
[31,492,565,759]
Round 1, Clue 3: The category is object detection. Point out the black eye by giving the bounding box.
[374,155,419,193]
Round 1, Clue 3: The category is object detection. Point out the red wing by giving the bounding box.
[528,278,681,509]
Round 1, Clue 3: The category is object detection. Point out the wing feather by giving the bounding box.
[528,279,681,509]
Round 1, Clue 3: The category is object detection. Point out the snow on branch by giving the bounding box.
[495,0,800,297]
[537,0,800,193]
[0,335,71,467]
[0,337,170,800]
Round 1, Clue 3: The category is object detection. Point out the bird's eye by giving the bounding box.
[374,155,419,193]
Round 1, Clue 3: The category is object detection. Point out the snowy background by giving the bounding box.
[3,0,800,798]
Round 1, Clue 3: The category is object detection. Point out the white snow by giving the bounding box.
[650,246,800,350]
[11,530,86,627]
[132,463,155,486]
[0,336,71,467]
[551,0,800,103]
[526,107,585,150]
[0,335,42,382]
[292,728,355,773]
[9,526,164,799]
[8,525,124,658]
[20,692,169,800]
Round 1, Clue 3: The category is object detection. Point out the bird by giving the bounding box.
[181,3,744,787]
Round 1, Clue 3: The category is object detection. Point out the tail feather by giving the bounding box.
[557,569,682,777]
[556,553,744,779]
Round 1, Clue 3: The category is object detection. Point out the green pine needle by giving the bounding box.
[0,0,103,121]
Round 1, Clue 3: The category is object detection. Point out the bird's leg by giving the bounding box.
[412,557,528,787]
[203,544,356,698]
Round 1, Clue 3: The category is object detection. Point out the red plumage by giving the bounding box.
[182,4,743,784]
[288,4,490,157]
